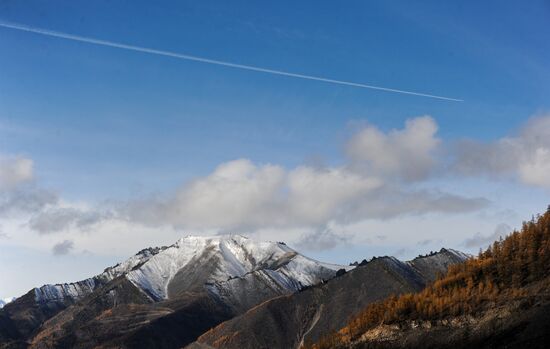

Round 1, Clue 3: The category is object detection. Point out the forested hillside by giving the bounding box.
[309,206,550,349]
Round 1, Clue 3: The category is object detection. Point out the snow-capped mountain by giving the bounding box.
[34,235,344,305]
[1,235,345,348]
[1,239,469,349]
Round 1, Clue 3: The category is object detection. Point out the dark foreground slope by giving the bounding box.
[311,207,550,349]
[191,249,466,349]
[29,283,233,349]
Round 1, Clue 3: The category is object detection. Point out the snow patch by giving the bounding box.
[0,297,15,309]
[33,246,163,303]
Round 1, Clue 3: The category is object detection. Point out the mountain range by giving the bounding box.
[0,235,466,349]
[191,249,467,349]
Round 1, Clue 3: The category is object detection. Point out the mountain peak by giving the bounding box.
[32,235,342,304]
[410,247,470,262]
[126,234,330,300]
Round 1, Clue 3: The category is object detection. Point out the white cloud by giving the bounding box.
[453,114,550,188]
[346,116,440,181]
[286,166,382,226]
[121,159,486,232]
[518,147,550,188]
[123,160,383,230]
[167,159,286,230]
[0,156,33,190]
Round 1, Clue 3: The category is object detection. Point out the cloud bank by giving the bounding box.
[2,117,490,238]
[453,114,550,188]
[120,116,486,232]
[5,114,550,254]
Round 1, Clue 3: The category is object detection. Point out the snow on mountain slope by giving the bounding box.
[193,249,471,349]
[407,248,470,281]
[203,250,343,312]
[413,248,469,265]
[32,235,345,304]
[34,246,165,303]
[126,235,344,300]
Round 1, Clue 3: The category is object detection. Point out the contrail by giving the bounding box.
[0,21,463,102]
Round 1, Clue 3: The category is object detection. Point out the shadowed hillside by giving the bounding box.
[191,249,466,349]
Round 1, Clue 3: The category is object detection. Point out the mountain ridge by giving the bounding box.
[191,248,467,349]
[0,235,469,349]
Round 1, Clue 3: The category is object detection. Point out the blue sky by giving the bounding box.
[1,1,550,298]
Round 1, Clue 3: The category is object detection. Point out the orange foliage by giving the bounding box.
[306,206,550,349]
